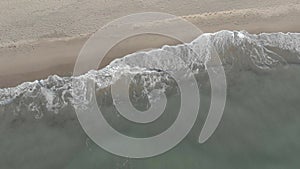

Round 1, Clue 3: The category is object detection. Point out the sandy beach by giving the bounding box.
[1,1,300,88]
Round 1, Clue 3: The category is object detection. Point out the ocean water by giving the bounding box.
[0,30,300,169]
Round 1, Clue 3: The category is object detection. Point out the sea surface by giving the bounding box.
[0,30,300,169]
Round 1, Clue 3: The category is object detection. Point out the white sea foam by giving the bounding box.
[0,30,299,113]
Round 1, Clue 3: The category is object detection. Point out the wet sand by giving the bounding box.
[1,3,300,88]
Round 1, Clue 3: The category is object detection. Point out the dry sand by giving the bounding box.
[0,1,300,88]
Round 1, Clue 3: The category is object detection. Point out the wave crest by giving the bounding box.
[0,30,299,116]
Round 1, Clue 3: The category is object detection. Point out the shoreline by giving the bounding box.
[1,4,300,88]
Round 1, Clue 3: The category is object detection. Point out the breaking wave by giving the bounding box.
[0,30,299,114]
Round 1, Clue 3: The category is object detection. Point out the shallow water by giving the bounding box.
[0,30,300,169]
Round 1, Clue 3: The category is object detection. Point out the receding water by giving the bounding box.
[0,30,300,169]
